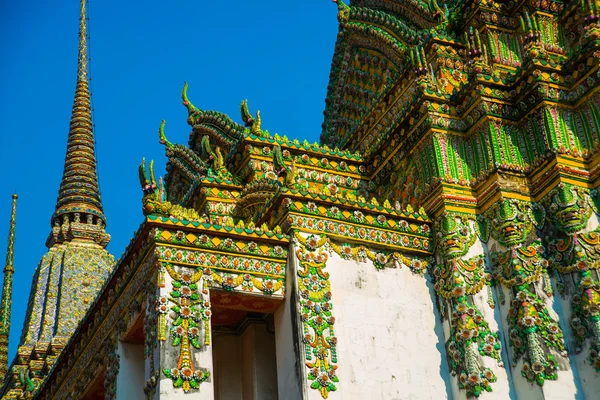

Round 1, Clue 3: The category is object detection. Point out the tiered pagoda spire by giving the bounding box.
[2,3,116,396]
[49,0,109,248]
[0,195,17,386]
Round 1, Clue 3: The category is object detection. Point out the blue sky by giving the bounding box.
[0,1,339,359]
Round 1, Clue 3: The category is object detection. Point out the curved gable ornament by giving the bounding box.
[183,83,246,155]
[322,0,452,149]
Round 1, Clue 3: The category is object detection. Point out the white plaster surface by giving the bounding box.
[471,282,513,400]
[576,209,600,398]
[466,230,513,400]
[554,281,600,400]
[117,341,145,399]
[238,324,279,400]
[322,248,451,400]
[250,324,279,399]
[275,248,305,400]
[213,334,243,400]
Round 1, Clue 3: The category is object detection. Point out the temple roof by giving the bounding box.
[351,0,444,28]
[321,0,450,150]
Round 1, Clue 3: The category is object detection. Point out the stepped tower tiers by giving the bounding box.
[0,195,17,387]
[0,1,115,398]
[321,0,600,398]
[20,1,600,400]
[49,0,109,248]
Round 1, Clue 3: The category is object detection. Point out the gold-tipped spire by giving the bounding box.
[0,194,17,384]
[50,0,110,247]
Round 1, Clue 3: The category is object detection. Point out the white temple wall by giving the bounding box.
[470,287,513,400]
[576,210,600,398]
[586,212,600,232]
[470,285,521,400]
[317,247,451,400]
[554,281,600,399]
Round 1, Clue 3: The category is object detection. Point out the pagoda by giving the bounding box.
[0,0,115,398]
[6,0,600,399]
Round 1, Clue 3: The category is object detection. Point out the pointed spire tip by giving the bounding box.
[50,0,109,247]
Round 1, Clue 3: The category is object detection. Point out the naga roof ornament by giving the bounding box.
[240,99,265,137]
[183,82,247,154]
[159,120,213,203]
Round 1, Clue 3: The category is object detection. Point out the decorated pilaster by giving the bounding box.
[158,261,213,397]
[538,183,600,396]
[103,334,120,400]
[432,211,508,399]
[481,198,577,397]
[138,161,214,399]
[144,279,160,399]
[293,233,339,399]
[0,194,17,386]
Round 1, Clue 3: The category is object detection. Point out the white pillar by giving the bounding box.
[274,245,305,400]
[240,324,278,400]
[213,334,243,400]
[116,342,145,399]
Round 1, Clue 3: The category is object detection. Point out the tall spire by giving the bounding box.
[0,194,17,384]
[50,0,110,248]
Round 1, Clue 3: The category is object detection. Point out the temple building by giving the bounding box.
[2,0,600,399]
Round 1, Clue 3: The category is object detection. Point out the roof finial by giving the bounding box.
[77,0,89,83]
[0,194,17,385]
[50,0,110,247]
